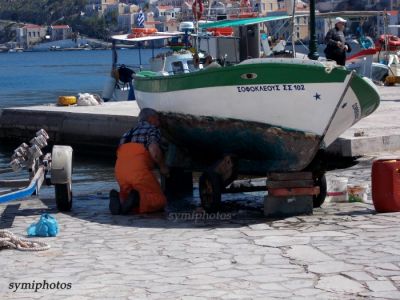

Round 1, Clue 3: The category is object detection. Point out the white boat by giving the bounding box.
[104,16,380,176]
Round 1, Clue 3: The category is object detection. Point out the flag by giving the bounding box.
[137,10,145,28]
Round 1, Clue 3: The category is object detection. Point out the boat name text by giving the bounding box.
[236,84,305,93]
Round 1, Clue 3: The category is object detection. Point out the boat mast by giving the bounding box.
[308,0,319,60]
[112,40,117,70]
[290,0,296,57]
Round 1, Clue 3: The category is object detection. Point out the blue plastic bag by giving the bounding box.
[27,213,59,237]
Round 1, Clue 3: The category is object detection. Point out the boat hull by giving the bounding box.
[159,112,320,173]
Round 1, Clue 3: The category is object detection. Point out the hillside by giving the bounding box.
[0,0,115,40]
[0,0,86,25]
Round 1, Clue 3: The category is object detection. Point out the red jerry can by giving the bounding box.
[372,159,400,212]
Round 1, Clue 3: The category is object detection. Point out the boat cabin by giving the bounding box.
[149,51,202,75]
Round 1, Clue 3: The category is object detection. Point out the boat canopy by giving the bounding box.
[199,15,293,29]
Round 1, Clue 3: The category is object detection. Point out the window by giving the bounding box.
[187,60,198,72]
[171,61,184,74]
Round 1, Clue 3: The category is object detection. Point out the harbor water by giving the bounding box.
[0,49,157,200]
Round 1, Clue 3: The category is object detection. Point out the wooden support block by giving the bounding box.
[266,179,314,189]
[267,172,313,181]
[264,195,313,217]
[268,186,320,197]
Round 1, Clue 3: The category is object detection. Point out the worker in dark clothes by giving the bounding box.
[324,17,352,66]
[109,108,169,215]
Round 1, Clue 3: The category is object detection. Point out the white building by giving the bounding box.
[51,25,72,41]
[118,13,137,32]
[16,24,47,49]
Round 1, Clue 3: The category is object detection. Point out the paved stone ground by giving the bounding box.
[1,153,400,299]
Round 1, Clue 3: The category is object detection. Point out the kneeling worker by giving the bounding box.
[110,108,169,215]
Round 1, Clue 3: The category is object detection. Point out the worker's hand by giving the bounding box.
[337,41,344,49]
[160,165,170,178]
[344,45,349,51]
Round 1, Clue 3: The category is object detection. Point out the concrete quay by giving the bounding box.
[1,151,400,299]
[328,85,400,156]
[0,101,140,151]
[0,85,400,157]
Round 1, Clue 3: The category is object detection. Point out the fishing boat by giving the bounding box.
[131,18,379,172]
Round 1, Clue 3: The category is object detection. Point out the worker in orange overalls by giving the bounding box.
[109,108,169,215]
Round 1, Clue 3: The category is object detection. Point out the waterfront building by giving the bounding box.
[118,3,139,14]
[118,13,137,31]
[50,25,72,41]
[16,24,47,48]
[156,5,178,19]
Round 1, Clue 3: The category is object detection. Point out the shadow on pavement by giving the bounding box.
[0,199,56,229]
[0,191,275,229]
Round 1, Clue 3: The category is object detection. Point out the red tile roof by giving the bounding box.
[51,25,70,29]
[23,24,42,29]
[158,5,174,10]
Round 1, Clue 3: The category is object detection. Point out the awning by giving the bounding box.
[199,15,293,29]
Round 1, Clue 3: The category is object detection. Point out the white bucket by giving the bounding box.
[326,177,348,203]
[347,183,369,203]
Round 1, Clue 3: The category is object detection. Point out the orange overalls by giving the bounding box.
[115,143,166,214]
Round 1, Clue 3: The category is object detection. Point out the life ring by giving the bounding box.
[132,28,157,35]
[192,0,204,21]
[128,27,158,39]
[207,27,233,36]
[58,96,77,106]
[376,34,400,51]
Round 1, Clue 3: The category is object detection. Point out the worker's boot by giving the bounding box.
[121,189,140,215]
[109,189,121,215]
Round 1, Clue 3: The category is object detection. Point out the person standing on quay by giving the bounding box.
[324,17,352,66]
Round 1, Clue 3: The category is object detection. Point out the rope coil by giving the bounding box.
[324,61,337,74]
[0,229,50,251]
